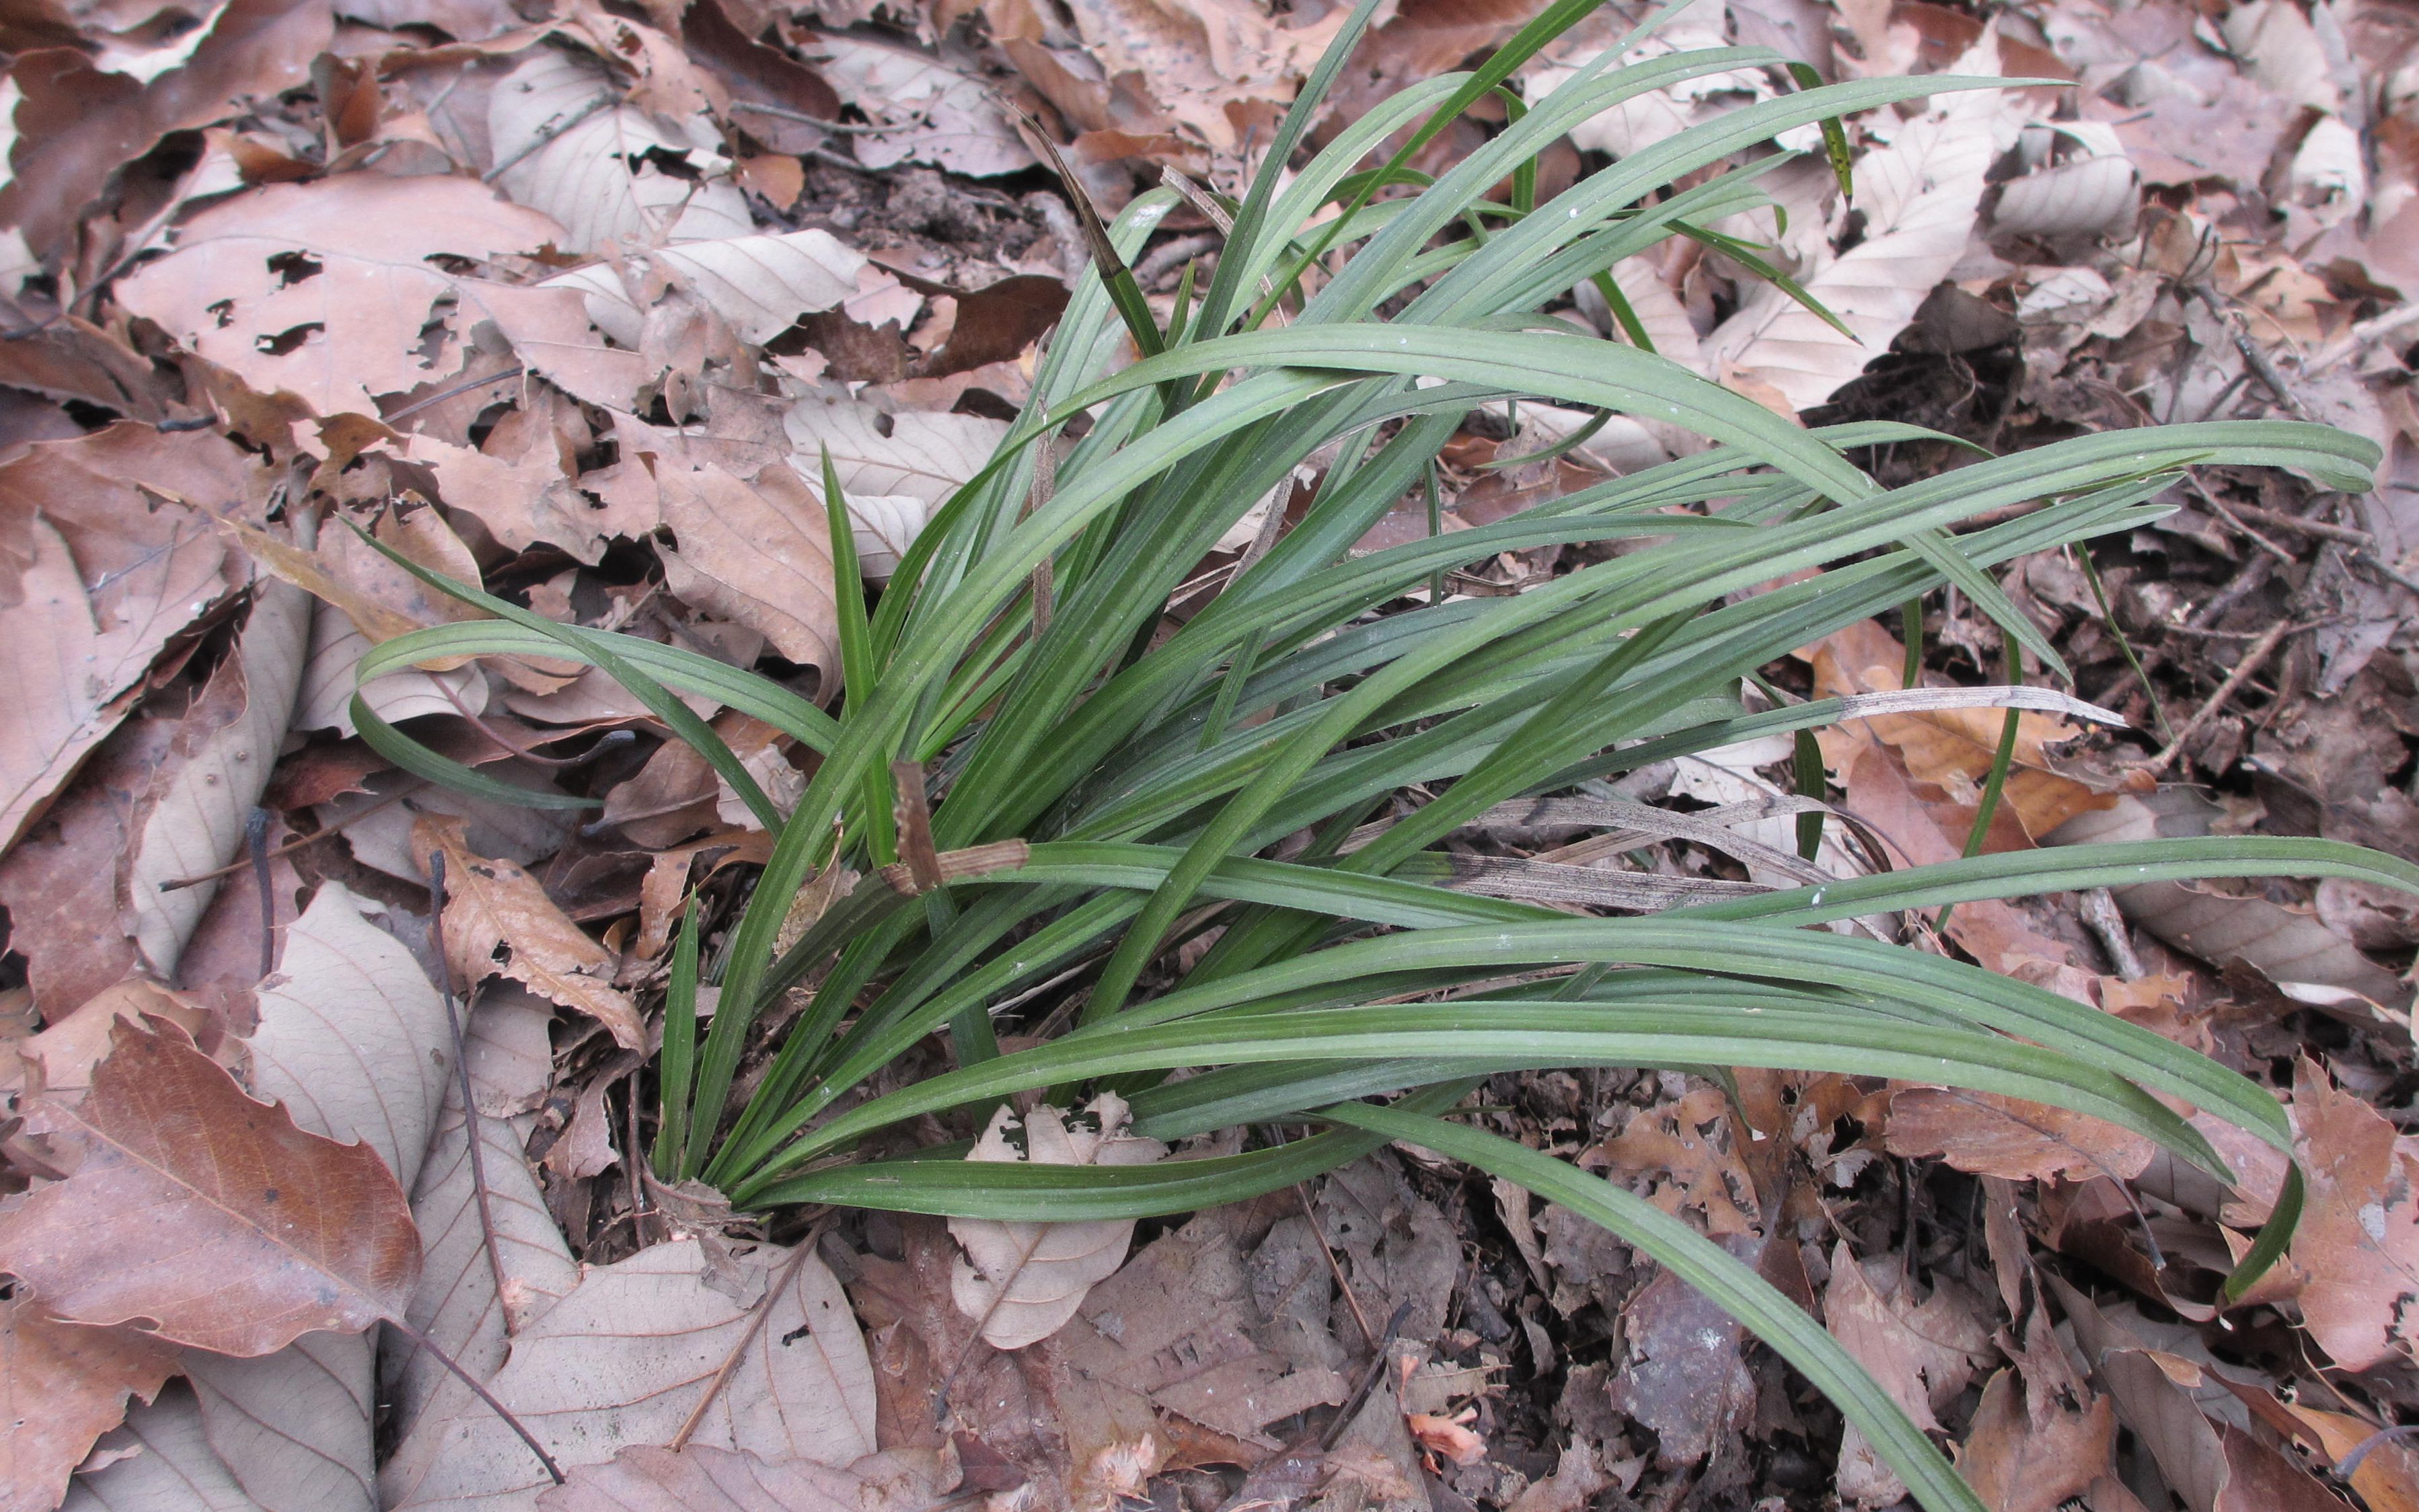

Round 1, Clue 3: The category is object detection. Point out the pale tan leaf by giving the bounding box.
[949,1092,1169,1351]
[534,1444,951,1512]
[62,1383,263,1512]
[1,1293,178,1512]
[2288,1058,2419,1371]
[546,229,914,348]
[1711,37,2012,411]
[381,1238,878,1511]
[122,578,311,975]
[457,281,648,414]
[186,1333,375,1512]
[0,425,252,852]
[387,991,578,1450]
[296,600,490,736]
[487,47,750,256]
[401,430,613,562]
[416,815,644,1049]
[656,460,839,672]
[802,32,1036,176]
[112,178,565,419]
[1992,149,2141,239]
[782,395,1005,516]
[10,979,215,1098]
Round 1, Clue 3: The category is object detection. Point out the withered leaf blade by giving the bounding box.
[0,1016,421,1358]
[0,1291,179,1512]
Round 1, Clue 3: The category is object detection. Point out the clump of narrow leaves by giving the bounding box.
[361,1,2419,1507]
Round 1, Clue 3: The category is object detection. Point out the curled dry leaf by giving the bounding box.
[1408,1410,1488,1466]
[948,1092,1169,1351]
[0,1015,421,1357]
[416,814,646,1049]
[0,1291,179,1512]
[1587,1086,1762,1237]
[534,1443,953,1512]
[381,1238,877,1510]
[2287,1057,2419,1372]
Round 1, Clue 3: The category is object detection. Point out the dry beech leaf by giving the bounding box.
[546,229,916,348]
[114,176,565,419]
[949,1092,1169,1350]
[1711,33,2011,410]
[2288,1057,2419,1371]
[416,814,645,1049]
[1408,1410,1488,1466]
[533,1443,952,1512]
[381,1238,877,1511]
[121,578,311,976]
[486,46,750,256]
[387,991,579,1451]
[1826,1244,1994,1509]
[803,32,1035,177]
[1883,1086,2157,1184]
[783,396,1006,511]
[655,460,840,673]
[0,424,254,853]
[0,1291,179,1512]
[61,1381,264,1512]
[9,978,217,1098]
[0,1015,421,1357]
[297,599,491,736]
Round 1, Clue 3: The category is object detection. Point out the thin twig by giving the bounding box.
[2303,301,2419,375]
[158,782,426,891]
[727,100,926,133]
[2337,1422,2419,1480]
[484,96,609,184]
[429,852,514,1340]
[1293,1180,1377,1350]
[670,1227,825,1451]
[2191,284,2314,421]
[246,808,277,979]
[384,1312,564,1483]
[2190,476,2295,566]
[2078,887,2143,979]
[2227,501,2373,546]
[1317,1300,1415,1451]
[2137,618,2293,776]
[387,365,525,425]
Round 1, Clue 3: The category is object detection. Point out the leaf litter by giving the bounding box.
[0,0,2416,1507]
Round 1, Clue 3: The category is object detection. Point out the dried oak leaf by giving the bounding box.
[0,1015,421,1357]
[1826,1244,1995,1509]
[1956,1367,2120,1512]
[416,814,645,1049]
[0,1291,179,1512]
[1882,1085,2156,1184]
[2288,1057,2419,1371]
[535,1443,951,1512]
[948,1092,1168,1351]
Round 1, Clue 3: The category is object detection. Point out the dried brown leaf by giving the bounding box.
[0,1293,179,1512]
[655,460,839,673]
[1956,1367,2119,1512]
[416,814,645,1049]
[0,1015,421,1357]
[1884,1086,2156,1184]
[2288,1057,2419,1371]
[1826,1244,1994,1508]
[949,1092,1168,1350]
[382,1238,877,1510]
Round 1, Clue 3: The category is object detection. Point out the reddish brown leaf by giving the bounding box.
[1883,1086,2156,1184]
[0,1292,178,1512]
[2288,1057,2419,1371]
[0,1016,421,1357]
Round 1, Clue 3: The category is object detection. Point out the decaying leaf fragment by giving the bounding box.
[0,1291,179,1512]
[948,1092,1168,1350]
[2288,1058,2419,1372]
[0,1015,421,1358]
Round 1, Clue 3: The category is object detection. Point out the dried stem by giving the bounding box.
[384,1312,564,1484]
[2138,617,2293,776]
[158,782,426,891]
[246,807,276,979]
[669,1226,825,1451]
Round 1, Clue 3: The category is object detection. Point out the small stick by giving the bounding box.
[384,1313,564,1483]
[1293,1180,1377,1350]
[727,100,926,133]
[246,808,277,979]
[2303,301,2419,375]
[669,1227,823,1451]
[2192,285,2314,422]
[1318,1300,1415,1451]
[429,853,514,1337]
[484,96,609,183]
[2227,501,2373,546]
[385,365,524,425]
[2078,887,2143,979]
[2138,618,2293,776]
[158,782,424,891]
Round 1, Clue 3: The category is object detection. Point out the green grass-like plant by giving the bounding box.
[357,5,2418,1505]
